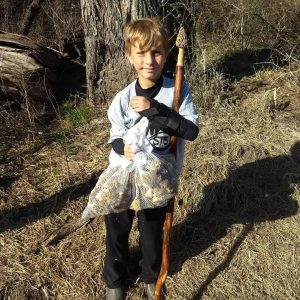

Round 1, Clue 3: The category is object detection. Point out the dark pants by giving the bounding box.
[103,206,167,288]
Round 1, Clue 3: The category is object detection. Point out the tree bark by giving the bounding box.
[80,0,163,104]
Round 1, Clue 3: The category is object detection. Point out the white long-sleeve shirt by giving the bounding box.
[107,76,199,171]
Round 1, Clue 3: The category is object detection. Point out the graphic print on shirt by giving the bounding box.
[146,126,170,150]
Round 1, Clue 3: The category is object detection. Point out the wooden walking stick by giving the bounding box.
[155,27,187,300]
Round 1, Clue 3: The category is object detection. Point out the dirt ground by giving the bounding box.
[0,63,300,299]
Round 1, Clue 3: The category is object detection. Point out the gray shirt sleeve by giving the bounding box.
[107,92,128,144]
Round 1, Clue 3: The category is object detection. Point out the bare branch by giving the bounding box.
[19,0,46,36]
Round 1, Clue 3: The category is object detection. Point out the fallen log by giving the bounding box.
[0,31,85,112]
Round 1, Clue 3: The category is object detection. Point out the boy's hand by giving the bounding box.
[124,144,137,160]
[130,96,151,112]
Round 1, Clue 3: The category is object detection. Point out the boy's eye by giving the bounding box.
[152,50,163,56]
[135,49,163,57]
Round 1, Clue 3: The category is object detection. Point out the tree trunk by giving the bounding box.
[80,0,163,105]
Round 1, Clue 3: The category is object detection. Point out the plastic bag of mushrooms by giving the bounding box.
[82,117,178,219]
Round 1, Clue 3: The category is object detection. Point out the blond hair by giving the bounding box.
[124,17,169,53]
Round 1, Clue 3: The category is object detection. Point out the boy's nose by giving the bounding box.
[145,53,155,65]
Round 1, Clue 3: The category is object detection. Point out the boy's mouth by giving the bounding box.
[143,68,158,72]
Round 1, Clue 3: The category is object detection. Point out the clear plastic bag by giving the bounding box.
[131,151,178,211]
[82,117,178,218]
[82,165,135,219]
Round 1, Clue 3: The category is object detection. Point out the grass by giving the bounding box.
[52,97,93,155]
[1,1,300,297]
[1,61,299,299]
[60,100,92,129]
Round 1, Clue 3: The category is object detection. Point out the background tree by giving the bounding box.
[80,0,163,105]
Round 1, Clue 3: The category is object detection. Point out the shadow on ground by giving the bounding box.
[207,48,285,81]
[170,141,300,299]
[0,138,53,198]
[0,171,101,233]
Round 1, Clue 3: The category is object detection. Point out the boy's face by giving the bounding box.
[126,42,168,88]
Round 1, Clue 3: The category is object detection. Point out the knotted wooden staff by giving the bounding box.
[155,27,187,300]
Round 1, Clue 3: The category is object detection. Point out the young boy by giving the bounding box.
[104,17,199,300]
